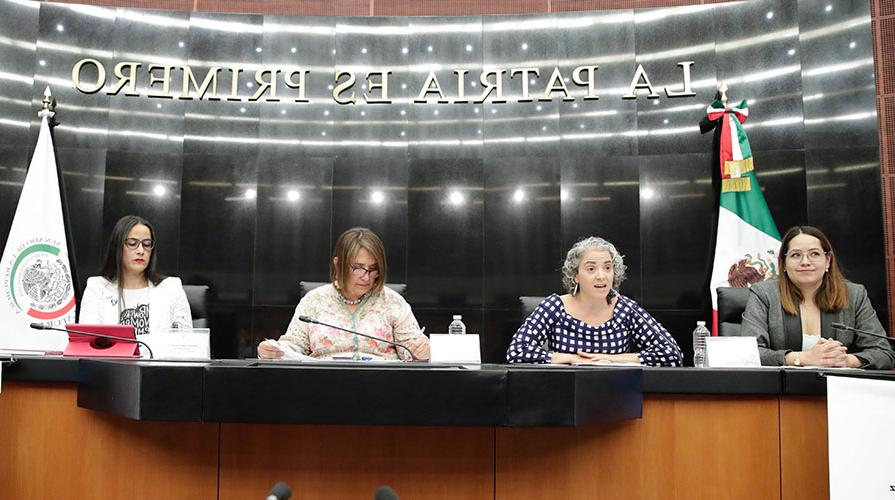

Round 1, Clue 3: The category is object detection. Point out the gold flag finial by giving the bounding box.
[718,80,729,105]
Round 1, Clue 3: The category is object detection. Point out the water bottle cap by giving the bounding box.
[453,315,462,320]
[696,321,706,326]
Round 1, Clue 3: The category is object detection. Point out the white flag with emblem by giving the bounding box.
[0,93,75,352]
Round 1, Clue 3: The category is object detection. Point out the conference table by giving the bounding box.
[1,356,891,499]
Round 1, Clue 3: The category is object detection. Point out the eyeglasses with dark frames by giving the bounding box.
[350,264,379,278]
[124,238,155,250]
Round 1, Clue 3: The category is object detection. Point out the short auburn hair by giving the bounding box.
[330,227,387,295]
[778,225,848,315]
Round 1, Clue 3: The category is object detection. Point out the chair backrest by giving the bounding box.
[299,281,407,298]
[519,296,546,318]
[717,286,751,336]
[182,284,209,328]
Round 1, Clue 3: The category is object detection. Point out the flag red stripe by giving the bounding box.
[712,308,719,336]
[718,111,733,176]
[27,296,76,320]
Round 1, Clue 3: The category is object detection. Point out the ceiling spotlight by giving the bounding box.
[448,190,465,206]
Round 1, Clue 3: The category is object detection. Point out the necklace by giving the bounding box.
[338,291,368,306]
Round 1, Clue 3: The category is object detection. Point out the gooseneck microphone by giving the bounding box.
[29,323,154,359]
[831,322,895,344]
[298,315,419,361]
[265,481,292,500]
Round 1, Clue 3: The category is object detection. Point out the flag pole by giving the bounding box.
[40,87,81,309]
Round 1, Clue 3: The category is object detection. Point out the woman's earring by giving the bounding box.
[572,282,579,296]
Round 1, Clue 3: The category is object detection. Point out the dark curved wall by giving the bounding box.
[0,0,887,362]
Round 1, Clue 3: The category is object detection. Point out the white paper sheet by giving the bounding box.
[827,376,895,500]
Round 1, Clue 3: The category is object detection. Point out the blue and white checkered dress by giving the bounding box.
[506,293,683,366]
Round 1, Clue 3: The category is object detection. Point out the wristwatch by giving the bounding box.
[792,353,802,367]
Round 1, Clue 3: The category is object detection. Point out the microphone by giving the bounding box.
[265,481,292,500]
[29,323,154,359]
[298,315,419,361]
[373,485,399,500]
[831,322,895,344]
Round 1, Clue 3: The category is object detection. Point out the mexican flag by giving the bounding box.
[0,96,75,352]
[706,98,781,334]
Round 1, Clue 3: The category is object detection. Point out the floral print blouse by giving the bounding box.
[280,284,428,360]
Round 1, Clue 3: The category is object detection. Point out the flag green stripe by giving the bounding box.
[732,120,752,158]
[719,171,780,239]
[9,243,60,309]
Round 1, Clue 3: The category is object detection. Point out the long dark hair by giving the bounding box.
[778,225,847,314]
[99,215,164,287]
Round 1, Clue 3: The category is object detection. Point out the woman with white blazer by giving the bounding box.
[79,215,192,335]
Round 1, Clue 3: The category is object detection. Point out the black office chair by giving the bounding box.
[182,284,209,328]
[716,286,751,337]
[519,296,546,319]
[299,281,407,298]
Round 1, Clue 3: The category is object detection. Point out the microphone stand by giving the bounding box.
[298,315,419,362]
[30,323,154,359]
[831,322,895,344]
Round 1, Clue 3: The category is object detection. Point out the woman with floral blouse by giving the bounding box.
[257,227,430,361]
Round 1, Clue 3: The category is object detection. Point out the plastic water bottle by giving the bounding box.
[693,321,710,368]
[448,315,466,335]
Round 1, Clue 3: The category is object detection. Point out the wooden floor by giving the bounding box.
[0,382,829,499]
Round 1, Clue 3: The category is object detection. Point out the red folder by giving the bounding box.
[63,324,140,358]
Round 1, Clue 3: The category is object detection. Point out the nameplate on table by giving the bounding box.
[143,328,210,360]
[429,334,481,364]
[705,336,761,367]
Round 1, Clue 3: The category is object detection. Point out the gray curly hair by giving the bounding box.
[561,236,627,293]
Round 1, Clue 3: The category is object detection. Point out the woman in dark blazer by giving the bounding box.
[742,225,894,369]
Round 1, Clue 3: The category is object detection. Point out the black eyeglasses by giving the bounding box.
[350,264,379,278]
[124,238,155,250]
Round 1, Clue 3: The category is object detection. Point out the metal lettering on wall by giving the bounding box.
[71,59,696,104]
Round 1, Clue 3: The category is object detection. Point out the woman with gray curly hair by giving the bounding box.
[506,236,682,366]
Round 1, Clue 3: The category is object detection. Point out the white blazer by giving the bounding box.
[78,276,193,334]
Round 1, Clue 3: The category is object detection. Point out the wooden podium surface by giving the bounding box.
[0,358,881,499]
